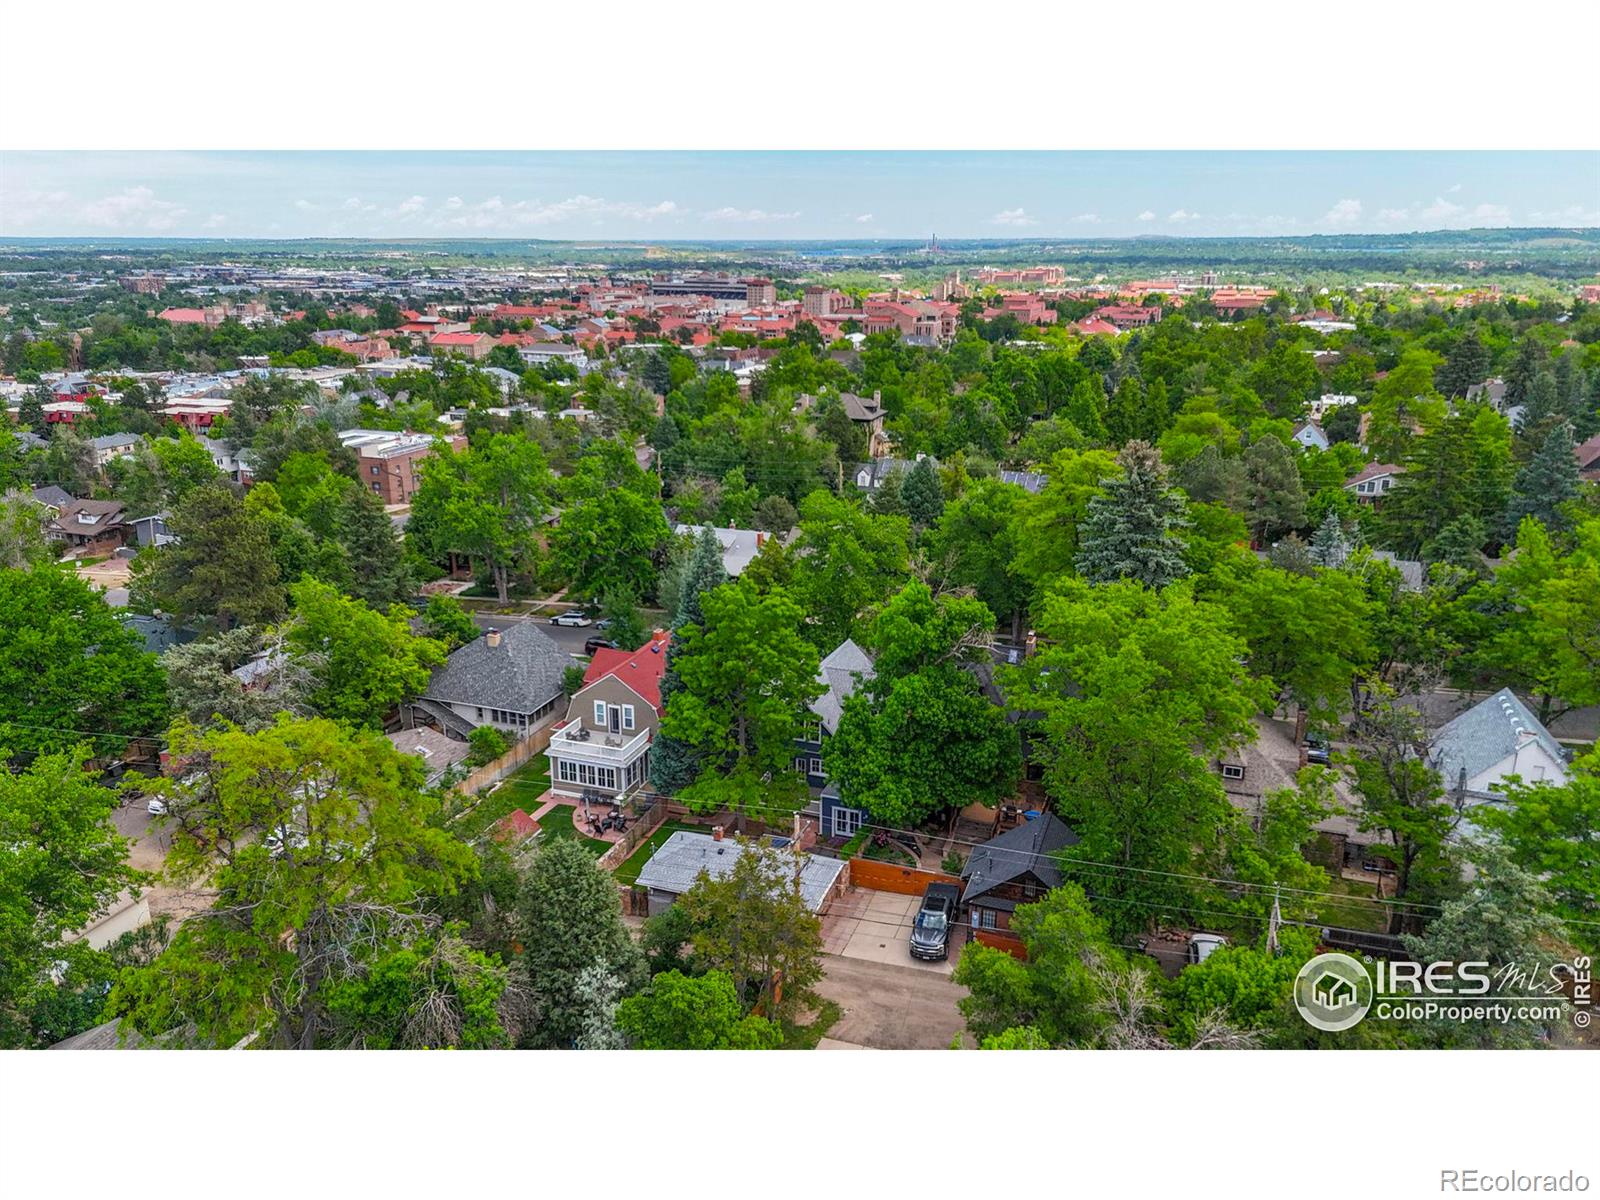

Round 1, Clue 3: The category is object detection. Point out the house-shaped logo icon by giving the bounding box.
[1314,973,1357,1011]
[1294,953,1374,1032]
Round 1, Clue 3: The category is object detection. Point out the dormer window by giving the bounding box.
[1221,763,1245,780]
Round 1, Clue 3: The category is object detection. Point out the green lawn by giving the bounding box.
[452,759,550,841]
[1314,872,1391,934]
[612,820,702,886]
[535,804,611,855]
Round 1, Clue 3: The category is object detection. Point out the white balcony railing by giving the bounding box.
[546,723,650,763]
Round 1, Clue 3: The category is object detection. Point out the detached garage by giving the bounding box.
[633,829,846,917]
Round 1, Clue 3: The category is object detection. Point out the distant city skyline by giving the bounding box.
[2,151,1597,240]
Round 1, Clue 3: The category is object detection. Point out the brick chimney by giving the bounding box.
[712,825,724,842]
[485,628,501,648]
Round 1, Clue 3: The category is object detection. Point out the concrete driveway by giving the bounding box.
[821,888,960,976]
[815,955,969,1050]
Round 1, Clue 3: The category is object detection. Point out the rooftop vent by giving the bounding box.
[485,628,501,648]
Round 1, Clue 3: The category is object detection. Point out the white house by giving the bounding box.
[1428,689,1570,807]
[1292,421,1330,452]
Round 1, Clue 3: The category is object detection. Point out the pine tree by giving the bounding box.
[19,386,48,437]
[1075,441,1190,589]
[1065,375,1108,445]
[1502,339,1549,410]
[1243,436,1307,545]
[1504,421,1580,537]
[650,528,728,795]
[1422,514,1488,575]
[902,456,945,528]
[1436,332,1490,399]
[1309,509,1350,568]
[334,487,413,609]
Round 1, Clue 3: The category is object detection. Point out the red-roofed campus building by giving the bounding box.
[545,630,671,799]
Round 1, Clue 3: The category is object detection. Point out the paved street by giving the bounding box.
[815,954,969,1050]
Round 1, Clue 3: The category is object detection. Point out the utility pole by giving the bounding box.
[1267,885,1282,956]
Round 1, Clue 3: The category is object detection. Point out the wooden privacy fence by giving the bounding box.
[453,723,555,797]
[596,796,670,872]
[974,928,1028,960]
[847,858,963,896]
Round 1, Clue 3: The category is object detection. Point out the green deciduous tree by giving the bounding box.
[953,883,1123,1047]
[1006,579,1268,938]
[0,751,138,1048]
[284,578,444,728]
[110,717,478,1048]
[615,969,782,1049]
[787,490,909,650]
[0,564,167,755]
[659,578,822,824]
[680,840,824,1021]
[827,582,1020,826]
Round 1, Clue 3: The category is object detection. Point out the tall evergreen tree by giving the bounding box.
[902,456,945,528]
[1436,332,1490,399]
[1075,441,1190,589]
[1308,509,1351,568]
[650,529,727,795]
[1504,421,1580,538]
[1502,338,1549,410]
[334,487,413,609]
[1243,436,1307,545]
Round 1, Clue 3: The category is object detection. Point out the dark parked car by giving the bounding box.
[1304,732,1331,766]
[584,636,618,656]
[910,882,961,961]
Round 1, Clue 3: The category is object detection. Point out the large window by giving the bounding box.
[594,701,607,726]
[555,760,618,790]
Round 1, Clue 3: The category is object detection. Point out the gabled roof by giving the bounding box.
[423,621,568,713]
[809,639,875,733]
[1345,462,1403,487]
[961,813,1079,905]
[1427,688,1567,792]
[839,391,884,422]
[582,630,670,711]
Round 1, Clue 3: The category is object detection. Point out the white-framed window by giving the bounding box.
[594,701,607,726]
[1221,763,1245,780]
[973,907,998,931]
[832,807,862,837]
[622,704,635,730]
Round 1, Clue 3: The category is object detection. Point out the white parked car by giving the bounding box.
[548,610,594,627]
[146,798,167,816]
[1186,933,1228,965]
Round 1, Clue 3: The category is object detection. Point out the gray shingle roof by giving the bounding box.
[962,813,1079,904]
[1427,689,1566,793]
[422,622,568,713]
[809,639,875,733]
[634,831,846,912]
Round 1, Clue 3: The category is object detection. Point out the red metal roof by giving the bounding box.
[581,629,670,710]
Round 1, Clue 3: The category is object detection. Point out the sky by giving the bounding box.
[2,151,1597,241]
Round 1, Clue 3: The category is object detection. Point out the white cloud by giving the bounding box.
[202,213,227,229]
[854,213,874,223]
[1447,182,1463,193]
[1137,210,1155,222]
[1071,212,1101,224]
[1167,208,1200,222]
[989,207,1038,227]
[294,199,319,211]
[70,186,188,230]
[393,195,428,216]
[702,205,799,223]
[1322,198,1363,226]
[1375,196,1515,230]
[443,196,463,210]
[1527,204,1600,225]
